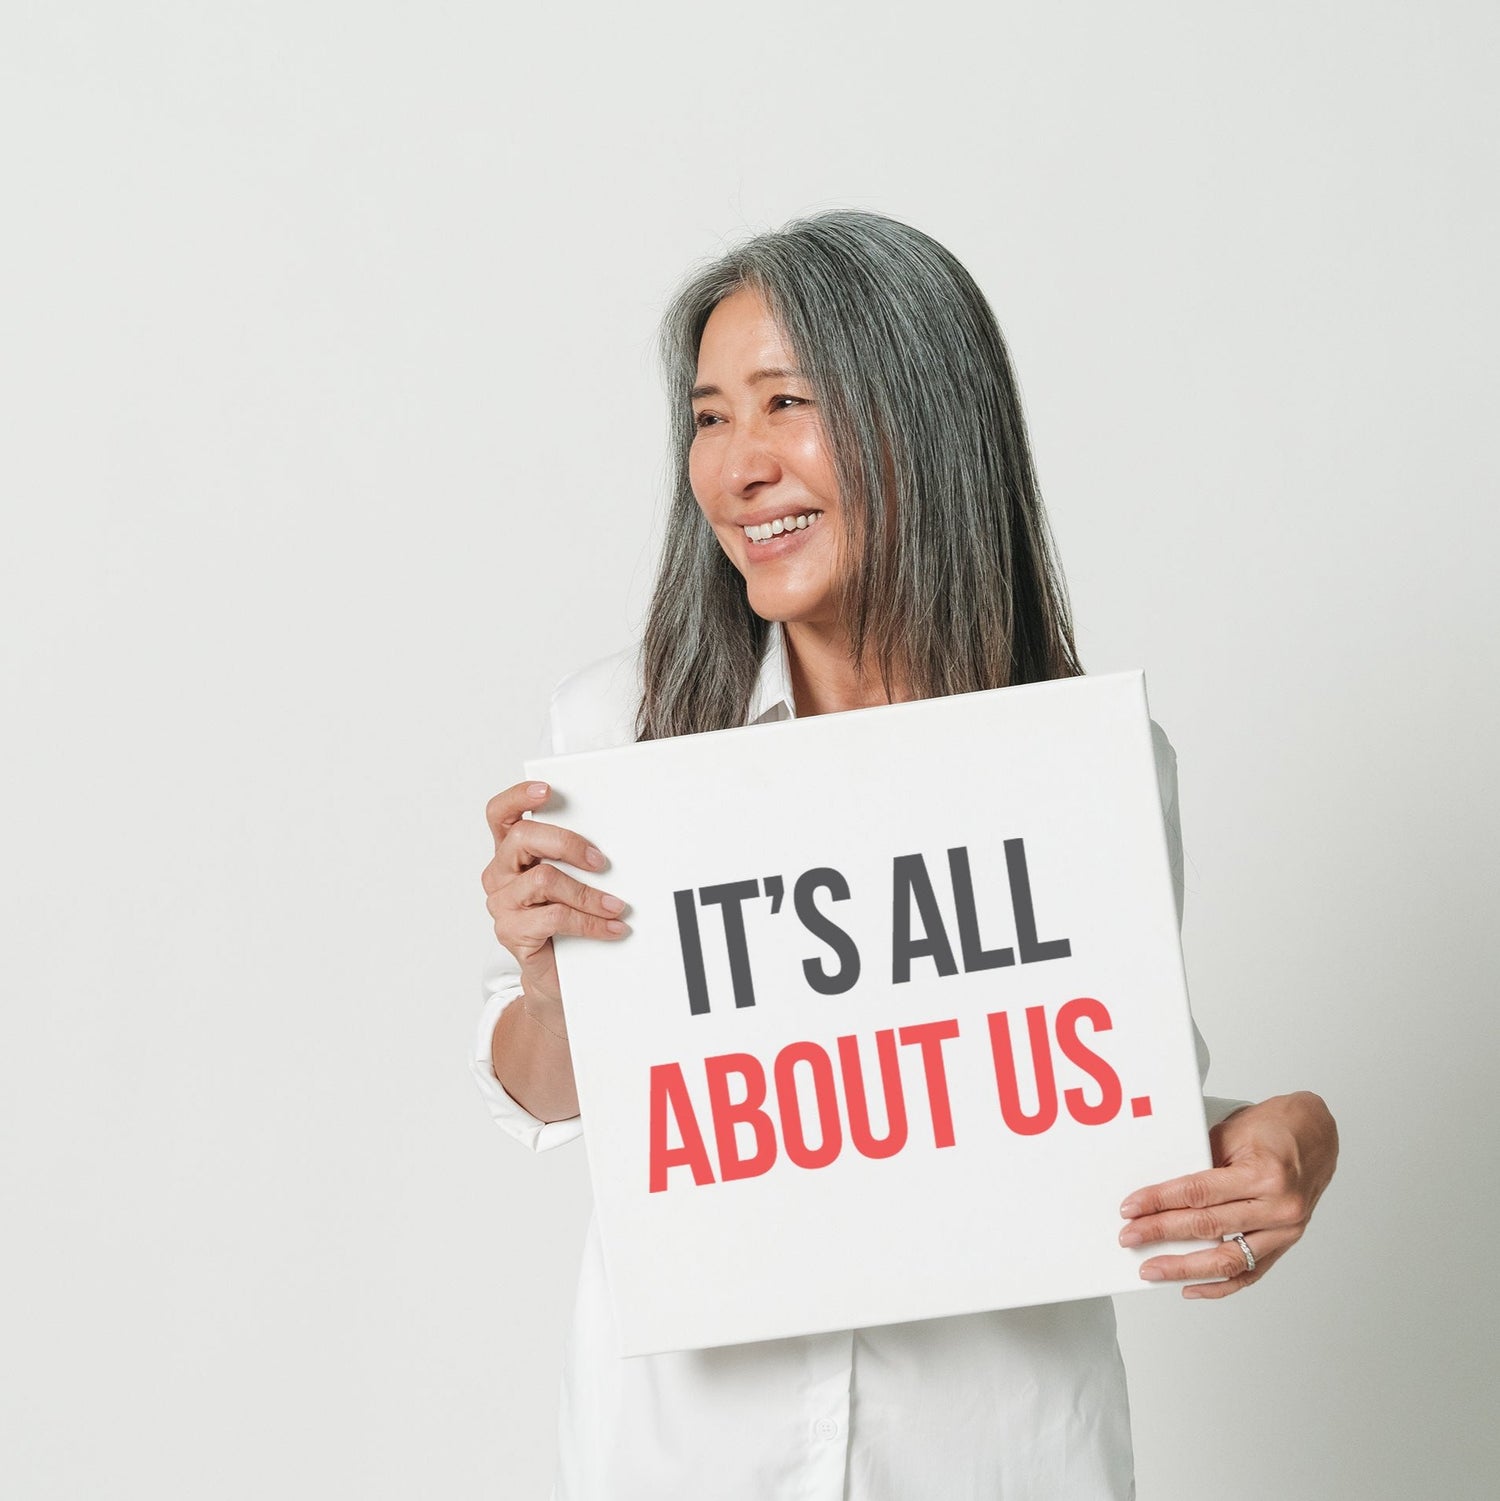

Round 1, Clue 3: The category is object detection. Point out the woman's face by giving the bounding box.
[689,287,843,627]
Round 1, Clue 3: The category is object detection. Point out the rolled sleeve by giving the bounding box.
[1201,1094,1252,1129]
[470,951,585,1152]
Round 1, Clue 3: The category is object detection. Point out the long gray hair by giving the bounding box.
[636,209,1083,741]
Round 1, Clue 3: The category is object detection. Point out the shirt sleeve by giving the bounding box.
[1152,721,1254,1132]
[468,687,586,1154]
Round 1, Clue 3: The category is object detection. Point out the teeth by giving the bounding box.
[742,512,822,543]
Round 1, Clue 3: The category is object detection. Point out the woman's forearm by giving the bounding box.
[490,993,581,1123]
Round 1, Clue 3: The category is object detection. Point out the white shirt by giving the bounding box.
[472,625,1250,1501]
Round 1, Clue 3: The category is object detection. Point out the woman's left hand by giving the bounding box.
[1117,1091,1339,1298]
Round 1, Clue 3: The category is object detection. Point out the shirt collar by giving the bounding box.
[746,622,797,724]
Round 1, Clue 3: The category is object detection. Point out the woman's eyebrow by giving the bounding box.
[690,366,804,400]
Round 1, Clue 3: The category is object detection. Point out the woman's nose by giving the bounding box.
[722,419,781,497]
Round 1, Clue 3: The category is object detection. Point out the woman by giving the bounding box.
[474,210,1338,1499]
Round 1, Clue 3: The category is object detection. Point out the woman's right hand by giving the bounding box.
[481,780,630,1016]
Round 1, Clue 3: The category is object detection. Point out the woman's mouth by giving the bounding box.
[742,511,823,544]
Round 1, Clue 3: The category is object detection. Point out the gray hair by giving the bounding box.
[636,208,1083,741]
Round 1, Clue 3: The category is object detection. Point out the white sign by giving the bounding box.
[527,670,1213,1357]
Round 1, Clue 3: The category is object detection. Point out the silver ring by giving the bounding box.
[1225,1232,1255,1272]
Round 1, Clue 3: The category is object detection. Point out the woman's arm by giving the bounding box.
[1130,722,1340,1292]
[480,778,629,1125]
[490,988,580,1123]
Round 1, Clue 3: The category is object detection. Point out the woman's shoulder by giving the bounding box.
[545,641,644,755]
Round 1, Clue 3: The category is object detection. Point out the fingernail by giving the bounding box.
[1139,1265,1165,1281]
[585,845,606,870]
[606,919,629,935]
[528,782,549,799]
[601,893,625,914]
[1119,1198,1142,1217]
[1119,1229,1143,1247]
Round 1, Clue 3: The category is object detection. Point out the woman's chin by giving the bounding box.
[744,584,833,627]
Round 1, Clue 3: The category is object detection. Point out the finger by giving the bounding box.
[1138,1227,1297,1285]
[502,818,608,877]
[1181,1247,1282,1300]
[513,903,631,946]
[1182,1238,1291,1299]
[1119,1160,1263,1220]
[1129,1182,1315,1242]
[513,864,627,920]
[487,888,628,953]
[486,781,552,854]
[1118,1196,1261,1248]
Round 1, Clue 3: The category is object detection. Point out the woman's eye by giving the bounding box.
[693,411,722,429]
[771,395,807,411]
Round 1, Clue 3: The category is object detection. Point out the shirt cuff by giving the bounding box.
[1202,1094,1254,1130]
[470,978,585,1153]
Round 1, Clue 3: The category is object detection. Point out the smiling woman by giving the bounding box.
[640,211,1084,736]
[474,209,1339,1501]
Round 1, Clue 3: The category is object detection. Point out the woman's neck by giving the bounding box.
[783,619,913,716]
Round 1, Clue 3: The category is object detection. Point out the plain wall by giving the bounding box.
[3,3,1496,1497]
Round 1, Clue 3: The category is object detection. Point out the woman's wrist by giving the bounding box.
[521,992,569,1043]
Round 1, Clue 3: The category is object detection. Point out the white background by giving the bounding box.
[3,4,1496,1497]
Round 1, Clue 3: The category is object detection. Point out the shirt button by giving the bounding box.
[814,1417,840,1441]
